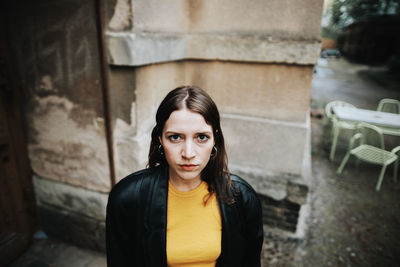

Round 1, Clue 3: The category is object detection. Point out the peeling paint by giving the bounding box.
[113,102,137,138]
[28,95,111,192]
[37,75,58,96]
[109,0,132,31]
[113,102,150,180]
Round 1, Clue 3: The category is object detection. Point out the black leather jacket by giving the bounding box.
[106,165,263,266]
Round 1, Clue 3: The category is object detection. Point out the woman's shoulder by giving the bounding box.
[230,173,257,194]
[229,173,260,205]
[108,166,164,204]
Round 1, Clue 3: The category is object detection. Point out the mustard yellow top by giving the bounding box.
[166,181,222,267]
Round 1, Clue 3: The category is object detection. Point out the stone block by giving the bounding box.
[132,0,188,32]
[130,61,313,123]
[287,178,309,205]
[222,113,308,176]
[187,61,313,123]
[33,175,108,221]
[189,0,323,39]
[106,32,321,66]
[108,66,136,127]
[113,127,150,181]
[128,0,323,40]
[107,0,323,66]
[134,62,186,131]
[28,96,111,192]
[106,32,187,66]
[259,194,301,233]
[39,204,106,252]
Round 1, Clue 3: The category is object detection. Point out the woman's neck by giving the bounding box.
[169,173,202,192]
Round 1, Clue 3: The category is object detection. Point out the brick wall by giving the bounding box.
[260,195,301,232]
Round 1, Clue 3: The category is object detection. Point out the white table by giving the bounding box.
[332,106,400,136]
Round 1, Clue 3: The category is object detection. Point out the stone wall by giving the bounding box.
[5,0,322,252]
[5,0,110,250]
[106,0,323,235]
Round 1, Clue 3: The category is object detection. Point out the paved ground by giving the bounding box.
[297,58,400,267]
[295,118,400,267]
[262,57,400,267]
[8,58,400,267]
[7,237,106,267]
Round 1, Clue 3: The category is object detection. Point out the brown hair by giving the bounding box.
[147,85,233,204]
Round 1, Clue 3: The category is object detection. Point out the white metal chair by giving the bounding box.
[337,122,400,191]
[325,101,357,161]
[377,98,400,114]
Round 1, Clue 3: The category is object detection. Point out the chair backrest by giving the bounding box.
[377,98,400,114]
[325,101,356,119]
[357,122,385,150]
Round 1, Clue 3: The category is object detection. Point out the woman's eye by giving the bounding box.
[197,134,209,142]
[168,135,181,142]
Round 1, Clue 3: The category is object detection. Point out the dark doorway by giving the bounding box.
[0,17,36,266]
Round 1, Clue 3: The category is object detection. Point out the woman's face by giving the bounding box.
[160,108,215,184]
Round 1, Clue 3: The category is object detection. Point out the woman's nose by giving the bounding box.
[182,140,195,159]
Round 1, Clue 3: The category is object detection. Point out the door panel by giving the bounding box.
[0,16,36,266]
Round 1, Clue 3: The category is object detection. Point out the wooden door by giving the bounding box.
[0,17,36,266]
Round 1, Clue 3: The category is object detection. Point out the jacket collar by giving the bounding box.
[146,164,169,266]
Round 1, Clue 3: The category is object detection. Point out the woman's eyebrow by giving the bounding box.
[197,130,213,134]
[164,130,212,134]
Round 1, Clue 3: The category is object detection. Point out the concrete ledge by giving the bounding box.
[231,164,308,204]
[222,113,309,175]
[107,32,187,66]
[39,204,106,252]
[106,31,321,66]
[33,175,108,221]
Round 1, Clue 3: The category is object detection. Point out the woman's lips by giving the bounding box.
[180,164,197,171]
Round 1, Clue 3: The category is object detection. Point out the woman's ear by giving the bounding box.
[158,136,163,145]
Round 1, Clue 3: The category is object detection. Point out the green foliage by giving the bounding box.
[321,26,341,39]
[328,0,400,31]
[331,0,344,26]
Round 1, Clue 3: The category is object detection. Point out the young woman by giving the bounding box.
[106,86,263,266]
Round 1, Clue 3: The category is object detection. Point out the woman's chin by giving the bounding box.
[172,170,202,182]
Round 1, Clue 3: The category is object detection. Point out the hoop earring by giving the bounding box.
[210,146,217,158]
[158,144,164,155]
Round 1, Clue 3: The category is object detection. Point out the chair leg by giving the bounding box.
[394,159,398,183]
[337,152,351,174]
[376,165,388,191]
[330,127,340,161]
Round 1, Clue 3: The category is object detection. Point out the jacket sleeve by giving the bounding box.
[106,186,136,267]
[242,187,264,267]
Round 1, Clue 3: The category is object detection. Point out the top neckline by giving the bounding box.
[168,180,208,198]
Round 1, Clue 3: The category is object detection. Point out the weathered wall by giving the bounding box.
[132,0,321,38]
[6,0,110,250]
[5,0,323,251]
[107,0,322,66]
[112,61,313,177]
[7,0,111,191]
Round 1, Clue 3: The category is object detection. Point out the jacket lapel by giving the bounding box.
[146,165,169,266]
[216,181,243,266]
